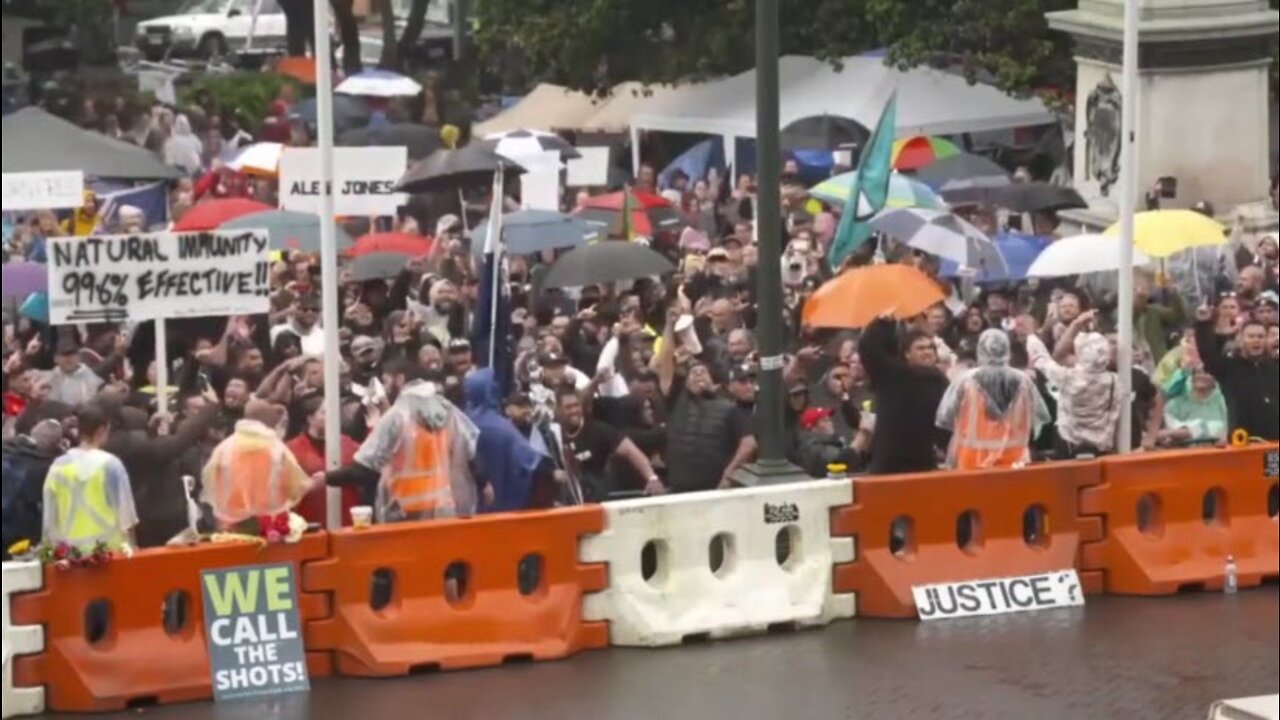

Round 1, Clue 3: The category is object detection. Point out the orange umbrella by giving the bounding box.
[276,56,317,85]
[802,264,945,329]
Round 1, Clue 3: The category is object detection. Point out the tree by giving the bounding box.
[474,0,1075,97]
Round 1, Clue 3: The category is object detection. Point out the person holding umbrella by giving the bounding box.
[857,314,951,474]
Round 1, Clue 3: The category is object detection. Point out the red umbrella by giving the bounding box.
[346,232,433,258]
[172,198,273,232]
[576,190,684,238]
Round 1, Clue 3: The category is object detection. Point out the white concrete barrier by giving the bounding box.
[1209,696,1280,720]
[581,480,855,646]
[2,561,44,719]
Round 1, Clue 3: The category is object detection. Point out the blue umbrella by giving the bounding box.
[472,210,602,256]
[20,292,49,324]
[939,232,1051,282]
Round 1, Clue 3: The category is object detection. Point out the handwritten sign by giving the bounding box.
[279,147,408,216]
[46,230,270,325]
[201,564,310,702]
[912,571,1084,621]
[1,171,85,211]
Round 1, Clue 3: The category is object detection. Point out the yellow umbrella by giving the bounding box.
[1104,210,1226,258]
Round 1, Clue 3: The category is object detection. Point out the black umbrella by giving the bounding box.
[916,153,1012,205]
[781,114,870,152]
[348,252,409,282]
[291,95,371,135]
[395,143,526,193]
[339,123,442,160]
[992,182,1087,213]
[543,241,675,289]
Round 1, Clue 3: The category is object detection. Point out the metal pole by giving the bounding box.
[154,318,169,418]
[753,0,786,464]
[1116,0,1138,454]
[315,0,344,528]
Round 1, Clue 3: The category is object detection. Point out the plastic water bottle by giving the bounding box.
[1224,555,1238,595]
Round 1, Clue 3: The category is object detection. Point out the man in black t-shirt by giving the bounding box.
[555,388,664,500]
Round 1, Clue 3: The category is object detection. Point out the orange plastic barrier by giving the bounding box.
[303,507,608,676]
[1081,444,1280,595]
[10,535,330,713]
[832,462,1103,618]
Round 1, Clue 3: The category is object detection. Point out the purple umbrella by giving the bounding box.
[2,262,47,301]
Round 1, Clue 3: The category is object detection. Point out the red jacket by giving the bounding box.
[286,433,361,527]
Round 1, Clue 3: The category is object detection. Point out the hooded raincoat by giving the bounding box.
[937,330,1049,470]
[355,381,479,523]
[1030,331,1122,453]
[464,369,543,512]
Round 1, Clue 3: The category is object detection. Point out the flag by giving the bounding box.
[828,93,898,271]
[472,168,514,397]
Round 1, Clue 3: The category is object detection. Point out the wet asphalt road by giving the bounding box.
[46,587,1278,720]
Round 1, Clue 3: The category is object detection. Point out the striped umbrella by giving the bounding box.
[809,171,947,211]
[483,129,581,161]
[870,208,1007,277]
[575,190,684,238]
[892,136,961,171]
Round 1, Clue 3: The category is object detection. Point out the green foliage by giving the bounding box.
[474,0,1077,97]
[177,72,300,131]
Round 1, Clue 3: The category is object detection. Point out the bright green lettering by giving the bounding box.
[264,567,294,612]
[203,570,260,616]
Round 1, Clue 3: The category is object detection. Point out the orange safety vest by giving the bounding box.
[953,382,1031,471]
[211,441,288,525]
[382,422,455,516]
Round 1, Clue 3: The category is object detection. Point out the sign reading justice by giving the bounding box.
[201,564,310,702]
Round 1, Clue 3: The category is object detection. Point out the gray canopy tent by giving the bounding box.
[2,107,181,180]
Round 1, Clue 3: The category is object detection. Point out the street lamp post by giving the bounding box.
[732,0,807,486]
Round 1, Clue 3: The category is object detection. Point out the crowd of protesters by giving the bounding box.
[3,86,1279,558]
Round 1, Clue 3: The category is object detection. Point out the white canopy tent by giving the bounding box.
[474,83,604,136]
[628,55,1057,170]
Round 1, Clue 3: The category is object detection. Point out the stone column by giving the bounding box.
[1048,0,1277,227]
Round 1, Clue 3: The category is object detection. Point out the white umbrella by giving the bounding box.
[483,128,581,161]
[227,142,284,177]
[336,70,423,98]
[1027,234,1155,278]
[870,208,1007,276]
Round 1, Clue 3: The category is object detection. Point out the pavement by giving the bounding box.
[46,586,1278,720]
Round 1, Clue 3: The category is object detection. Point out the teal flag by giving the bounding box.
[828,93,898,271]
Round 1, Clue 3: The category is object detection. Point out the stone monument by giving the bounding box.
[1047,0,1278,231]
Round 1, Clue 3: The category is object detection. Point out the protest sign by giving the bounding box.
[912,571,1085,621]
[566,147,611,187]
[201,563,310,702]
[2,171,85,211]
[46,230,271,325]
[279,147,408,216]
[520,150,563,211]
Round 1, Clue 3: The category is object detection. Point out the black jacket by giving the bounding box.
[1196,320,1278,441]
[2,436,60,554]
[858,319,950,475]
[106,405,220,548]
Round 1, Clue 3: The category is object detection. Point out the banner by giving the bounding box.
[2,170,85,211]
[519,149,562,211]
[46,230,271,325]
[201,564,310,702]
[912,571,1085,621]
[279,146,408,216]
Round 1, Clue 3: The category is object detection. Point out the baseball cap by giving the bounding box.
[351,336,382,358]
[707,247,730,262]
[1258,291,1279,309]
[729,364,756,383]
[447,338,472,353]
[799,407,834,431]
[788,380,809,396]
